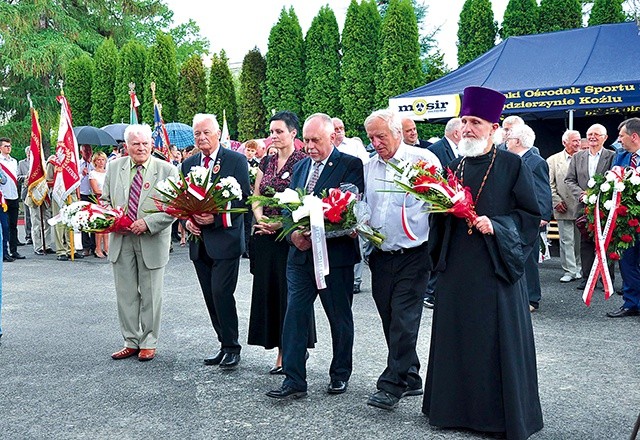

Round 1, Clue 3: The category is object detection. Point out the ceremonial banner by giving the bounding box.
[130,89,140,125]
[153,101,171,161]
[220,109,230,149]
[27,107,48,206]
[52,95,81,207]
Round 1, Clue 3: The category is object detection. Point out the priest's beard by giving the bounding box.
[459,136,490,157]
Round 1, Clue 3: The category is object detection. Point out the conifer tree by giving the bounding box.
[375,0,423,108]
[65,55,94,127]
[457,0,498,66]
[177,55,207,124]
[143,32,179,122]
[207,50,238,138]
[238,48,268,141]
[91,38,118,127]
[588,0,626,25]
[500,0,539,39]
[112,40,147,124]
[538,0,582,33]
[264,7,305,117]
[302,6,342,118]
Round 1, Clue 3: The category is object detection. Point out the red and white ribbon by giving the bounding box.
[222,201,232,228]
[187,182,206,200]
[401,193,418,241]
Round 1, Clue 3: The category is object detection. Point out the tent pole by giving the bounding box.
[568,110,574,130]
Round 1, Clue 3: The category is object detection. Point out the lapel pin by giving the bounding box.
[213,164,221,174]
[281,171,290,180]
[143,182,150,190]
[328,162,333,167]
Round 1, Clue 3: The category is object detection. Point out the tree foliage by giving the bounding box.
[375,0,423,108]
[112,40,147,124]
[177,55,207,125]
[457,0,498,66]
[588,0,626,24]
[169,19,210,66]
[264,7,306,118]
[91,38,118,127]
[207,51,238,138]
[238,48,268,141]
[538,0,582,33]
[302,6,342,118]
[500,0,540,38]
[143,32,179,123]
[65,56,94,127]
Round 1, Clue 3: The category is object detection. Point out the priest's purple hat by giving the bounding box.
[460,86,506,123]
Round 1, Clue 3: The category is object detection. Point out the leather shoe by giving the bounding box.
[11,252,25,260]
[367,390,399,410]
[17,241,25,246]
[111,347,139,360]
[266,385,307,399]
[327,380,348,394]
[204,350,225,366]
[56,255,69,261]
[269,365,284,375]
[3,255,15,262]
[401,386,423,397]
[34,249,45,256]
[45,248,56,254]
[219,352,240,369]
[606,307,640,318]
[576,281,587,290]
[138,348,156,361]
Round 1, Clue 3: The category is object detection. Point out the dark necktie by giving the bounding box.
[203,155,211,168]
[128,165,143,220]
[631,153,638,168]
[306,161,322,193]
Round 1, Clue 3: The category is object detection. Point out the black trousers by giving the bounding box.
[192,242,241,353]
[80,194,95,251]
[369,243,429,398]
[6,198,19,254]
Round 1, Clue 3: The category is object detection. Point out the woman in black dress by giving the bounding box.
[247,111,315,373]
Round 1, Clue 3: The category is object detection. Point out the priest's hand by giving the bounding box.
[473,215,494,235]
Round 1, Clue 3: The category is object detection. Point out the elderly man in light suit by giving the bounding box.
[102,124,178,362]
[565,123,615,290]
[547,130,582,283]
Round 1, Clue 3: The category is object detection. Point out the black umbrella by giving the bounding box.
[101,123,129,142]
[73,126,118,146]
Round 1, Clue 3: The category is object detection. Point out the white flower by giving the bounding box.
[600,182,611,193]
[614,181,626,192]
[637,191,640,202]
[587,178,596,188]
[273,188,301,204]
[188,166,209,186]
[588,194,598,205]
[630,174,640,186]
[291,195,322,222]
[604,171,616,182]
[222,189,230,198]
[219,176,242,200]
[603,199,613,210]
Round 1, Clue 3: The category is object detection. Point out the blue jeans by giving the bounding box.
[620,242,640,310]
[0,225,3,335]
[0,210,8,257]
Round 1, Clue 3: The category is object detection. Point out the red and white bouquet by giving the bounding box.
[48,200,132,233]
[582,165,640,304]
[152,165,246,226]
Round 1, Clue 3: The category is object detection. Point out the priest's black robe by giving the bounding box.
[423,147,544,440]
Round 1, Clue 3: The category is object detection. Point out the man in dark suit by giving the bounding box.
[565,123,616,290]
[506,124,553,311]
[183,113,251,370]
[267,113,364,399]
[606,117,640,318]
[401,118,431,149]
[428,118,461,168]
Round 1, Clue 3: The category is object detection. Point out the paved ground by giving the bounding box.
[1,230,639,440]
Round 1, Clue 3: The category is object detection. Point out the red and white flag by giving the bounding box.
[27,106,49,206]
[52,95,81,207]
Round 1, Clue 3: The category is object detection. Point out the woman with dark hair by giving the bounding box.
[247,110,315,374]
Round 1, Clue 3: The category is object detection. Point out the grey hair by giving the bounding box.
[193,113,220,132]
[588,123,607,136]
[124,124,153,144]
[304,113,334,136]
[365,109,403,139]
[502,115,524,127]
[562,129,580,143]
[445,118,462,134]
[509,124,536,149]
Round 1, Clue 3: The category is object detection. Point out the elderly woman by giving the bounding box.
[89,151,109,258]
[247,111,315,374]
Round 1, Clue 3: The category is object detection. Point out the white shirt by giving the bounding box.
[444,136,459,158]
[305,155,330,189]
[336,138,370,164]
[201,148,220,169]
[79,158,95,195]
[588,149,602,178]
[0,153,19,200]
[364,142,442,252]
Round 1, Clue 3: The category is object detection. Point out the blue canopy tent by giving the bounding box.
[391,22,640,123]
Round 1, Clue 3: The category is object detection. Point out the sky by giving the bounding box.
[164,0,509,70]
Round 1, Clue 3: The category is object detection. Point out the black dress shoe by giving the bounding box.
[401,386,423,397]
[17,241,25,246]
[269,365,284,375]
[606,307,640,318]
[71,253,84,259]
[56,254,69,261]
[219,352,240,369]
[11,252,25,259]
[576,281,587,290]
[327,380,348,394]
[367,390,399,410]
[45,248,56,254]
[3,255,15,262]
[266,385,307,399]
[204,350,225,366]
[34,249,45,256]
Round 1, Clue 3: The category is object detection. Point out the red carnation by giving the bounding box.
[413,175,437,193]
[628,218,640,227]
[587,223,595,231]
[637,227,640,233]
[621,234,634,243]
[617,205,629,216]
[609,252,620,260]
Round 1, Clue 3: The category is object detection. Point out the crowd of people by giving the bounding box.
[3,85,640,440]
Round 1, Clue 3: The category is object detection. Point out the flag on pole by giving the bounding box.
[52,94,81,207]
[27,105,48,206]
[129,86,140,125]
[153,101,171,161]
[220,109,230,149]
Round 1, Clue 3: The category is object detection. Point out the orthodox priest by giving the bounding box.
[422,86,543,440]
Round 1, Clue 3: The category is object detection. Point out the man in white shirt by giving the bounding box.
[332,117,370,164]
[0,138,25,260]
[363,109,441,410]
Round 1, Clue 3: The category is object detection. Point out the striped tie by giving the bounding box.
[306,161,322,193]
[631,153,638,168]
[127,165,143,220]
